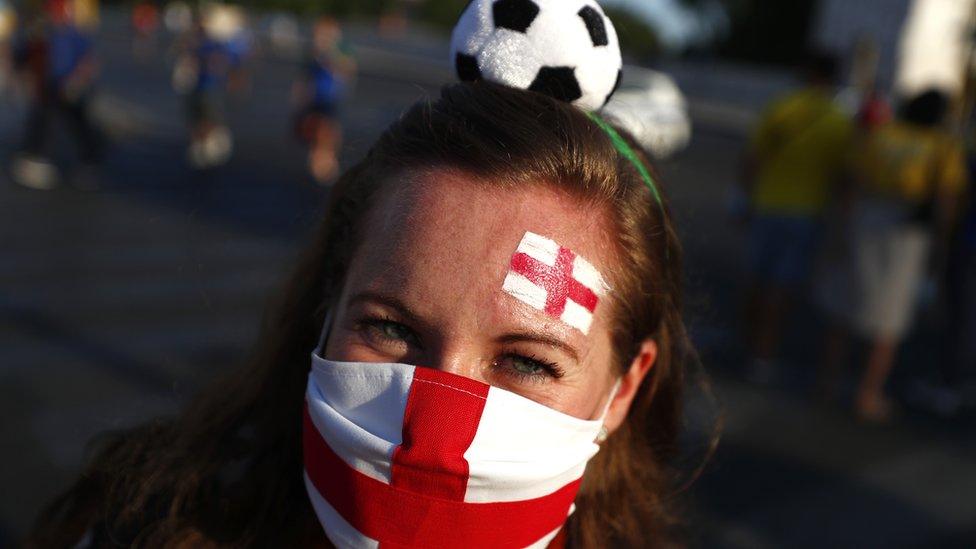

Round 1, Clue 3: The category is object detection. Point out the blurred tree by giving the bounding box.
[604,6,660,61]
[413,0,467,30]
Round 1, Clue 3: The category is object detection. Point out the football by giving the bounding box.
[450,0,623,111]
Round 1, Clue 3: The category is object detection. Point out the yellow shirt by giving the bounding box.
[851,122,967,203]
[750,88,853,215]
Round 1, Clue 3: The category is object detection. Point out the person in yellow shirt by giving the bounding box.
[817,89,967,421]
[741,53,853,382]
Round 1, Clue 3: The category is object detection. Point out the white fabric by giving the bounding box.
[463,385,602,502]
[307,358,414,483]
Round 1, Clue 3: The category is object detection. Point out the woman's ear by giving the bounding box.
[602,339,657,434]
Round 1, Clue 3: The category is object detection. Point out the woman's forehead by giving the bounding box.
[359,171,616,284]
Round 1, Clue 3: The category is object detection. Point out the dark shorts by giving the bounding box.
[186,90,223,125]
[748,213,819,287]
[309,101,338,118]
[294,103,339,144]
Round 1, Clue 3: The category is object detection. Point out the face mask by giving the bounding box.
[303,342,617,548]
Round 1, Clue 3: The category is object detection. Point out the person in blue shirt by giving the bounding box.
[292,16,355,184]
[13,0,102,189]
[176,10,248,169]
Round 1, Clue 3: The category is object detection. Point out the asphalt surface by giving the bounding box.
[1,12,974,548]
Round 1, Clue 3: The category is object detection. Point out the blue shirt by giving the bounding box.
[194,36,246,92]
[47,24,91,84]
[307,58,344,106]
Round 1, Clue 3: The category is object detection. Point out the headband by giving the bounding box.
[585,111,662,206]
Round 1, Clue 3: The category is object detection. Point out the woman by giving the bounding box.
[28,82,695,547]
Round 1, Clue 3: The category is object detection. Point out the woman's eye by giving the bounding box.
[510,355,545,375]
[495,354,562,381]
[363,319,416,345]
[379,321,410,340]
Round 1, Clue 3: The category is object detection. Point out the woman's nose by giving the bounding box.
[422,345,488,384]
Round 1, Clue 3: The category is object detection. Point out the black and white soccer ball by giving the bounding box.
[451,0,623,111]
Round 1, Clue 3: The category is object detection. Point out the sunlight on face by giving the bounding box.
[324,169,621,419]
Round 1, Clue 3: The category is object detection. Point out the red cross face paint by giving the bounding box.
[502,232,609,335]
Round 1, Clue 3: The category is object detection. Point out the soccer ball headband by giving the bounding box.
[450,0,661,205]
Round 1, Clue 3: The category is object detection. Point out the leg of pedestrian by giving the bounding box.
[60,94,103,189]
[855,337,898,422]
[13,91,59,190]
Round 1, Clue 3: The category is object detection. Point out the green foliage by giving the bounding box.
[414,0,469,30]
[603,6,660,61]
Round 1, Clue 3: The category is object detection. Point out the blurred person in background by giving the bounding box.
[10,0,103,190]
[941,172,976,412]
[0,0,16,100]
[818,89,968,422]
[910,158,976,417]
[72,0,98,32]
[739,52,853,382]
[265,12,301,58]
[292,16,355,184]
[161,0,191,36]
[172,3,249,170]
[854,87,892,132]
[130,0,160,60]
[836,35,891,132]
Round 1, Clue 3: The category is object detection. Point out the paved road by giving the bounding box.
[1,12,974,548]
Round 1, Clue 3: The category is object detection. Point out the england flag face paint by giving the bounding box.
[502,231,609,335]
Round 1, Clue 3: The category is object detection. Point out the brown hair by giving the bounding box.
[27,82,697,548]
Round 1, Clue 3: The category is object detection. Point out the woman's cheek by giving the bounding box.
[326,333,377,362]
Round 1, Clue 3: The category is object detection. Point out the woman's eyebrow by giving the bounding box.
[496,331,580,363]
[347,292,423,326]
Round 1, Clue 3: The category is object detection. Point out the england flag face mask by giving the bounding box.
[303,337,615,548]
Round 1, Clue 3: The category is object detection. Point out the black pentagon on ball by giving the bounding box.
[529,66,583,103]
[455,53,482,82]
[578,6,609,47]
[493,0,540,33]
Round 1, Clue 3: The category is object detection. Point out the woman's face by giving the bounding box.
[325,169,654,425]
